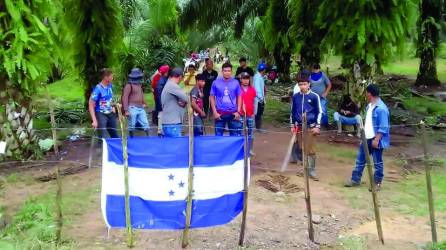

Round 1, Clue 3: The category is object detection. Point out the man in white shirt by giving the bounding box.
[345,84,390,191]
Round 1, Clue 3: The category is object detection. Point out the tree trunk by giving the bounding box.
[415,0,442,86]
[273,47,291,82]
[300,39,321,69]
[416,48,441,86]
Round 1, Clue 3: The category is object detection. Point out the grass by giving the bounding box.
[338,168,446,216]
[428,241,446,250]
[0,178,99,249]
[337,235,367,250]
[401,96,446,116]
[318,143,358,162]
[384,169,446,216]
[383,58,446,82]
[263,97,290,125]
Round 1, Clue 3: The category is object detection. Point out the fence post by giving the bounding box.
[182,105,195,248]
[116,104,134,248]
[359,120,384,244]
[46,87,58,155]
[238,111,249,246]
[55,165,63,243]
[420,121,437,243]
[302,113,315,242]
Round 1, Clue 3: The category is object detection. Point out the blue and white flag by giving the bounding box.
[101,136,249,230]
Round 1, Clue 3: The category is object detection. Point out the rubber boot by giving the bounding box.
[308,155,319,181]
[129,131,135,138]
[337,120,342,134]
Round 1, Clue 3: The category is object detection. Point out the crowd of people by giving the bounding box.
[88,56,390,191]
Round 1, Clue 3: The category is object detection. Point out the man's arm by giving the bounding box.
[170,84,189,103]
[122,84,131,115]
[89,99,98,128]
[191,96,205,116]
[322,73,332,98]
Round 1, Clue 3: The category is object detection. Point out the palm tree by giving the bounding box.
[288,0,326,68]
[62,0,124,106]
[318,0,415,78]
[415,0,444,86]
[0,0,55,159]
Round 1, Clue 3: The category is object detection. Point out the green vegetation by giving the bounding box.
[318,144,358,161]
[0,180,99,249]
[428,241,446,250]
[401,97,446,116]
[385,170,446,216]
[337,235,367,250]
[383,58,446,82]
[263,97,290,124]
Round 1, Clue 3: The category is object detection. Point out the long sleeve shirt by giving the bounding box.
[291,90,322,128]
[253,72,265,102]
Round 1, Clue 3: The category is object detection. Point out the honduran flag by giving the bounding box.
[101,136,249,229]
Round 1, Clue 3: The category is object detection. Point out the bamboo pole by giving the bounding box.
[302,113,315,242]
[46,87,58,155]
[116,104,134,247]
[182,105,195,248]
[420,121,437,243]
[359,120,384,244]
[238,110,249,246]
[280,132,297,172]
[88,134,96,168]
[55,165,63,243]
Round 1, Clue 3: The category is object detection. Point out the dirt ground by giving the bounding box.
[1,124,446,249]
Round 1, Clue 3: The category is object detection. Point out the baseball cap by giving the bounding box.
[240,72,250,79]
[170,67,184,77]
[159,65,170,74]
[257,63,266,71]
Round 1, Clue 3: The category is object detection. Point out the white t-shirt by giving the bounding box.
[364,103,376,139]
[293,84,300,95]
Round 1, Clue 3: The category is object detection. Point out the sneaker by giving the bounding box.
[309,175,319,181]
[368,183,381,192]
[344,180,360,187]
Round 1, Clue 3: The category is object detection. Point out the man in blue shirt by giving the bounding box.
[210,62,242,136]
[345,84,390,191]
[253,63,266,130]
[89,68,119,139]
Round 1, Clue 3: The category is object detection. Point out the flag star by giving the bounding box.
[168,174,174,180]
[178,181,185,188]
[168,190,175,196]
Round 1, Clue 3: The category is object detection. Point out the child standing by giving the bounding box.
[291,72,322,180]
[240,72,257,155]
[190,74,206,136]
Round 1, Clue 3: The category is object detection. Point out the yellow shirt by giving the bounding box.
[183,72,197,93]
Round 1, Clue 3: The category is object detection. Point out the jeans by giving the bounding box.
[215,114,242,136]
[255,101,264,130]
[128,106,149,132]
[351,139,384,184]
[240,116,255,138]
[193,116,204,136]
[96,112,119,139]
[333,112,361,125]
[163,124,182,137]
[320,97,329,126]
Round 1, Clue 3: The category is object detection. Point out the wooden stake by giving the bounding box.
[182,105,195,248]
[238,111,249,246]
[302,113,315,242]
[55,165,63,243]
[46,87,58,155]
[420,121,437,243]
[358,120,384,244]
[88,134,96,168]
[116,104,134,248]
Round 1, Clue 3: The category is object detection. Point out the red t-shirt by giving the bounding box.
[151,73,162,93]
[240,86,256,117]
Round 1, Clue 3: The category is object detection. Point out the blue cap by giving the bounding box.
[257,63,266,71]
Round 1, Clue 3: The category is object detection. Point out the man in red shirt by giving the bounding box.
[240,72,256,156]
[151,65,169,125]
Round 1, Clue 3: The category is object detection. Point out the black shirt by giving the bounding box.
[338,101,360,118]
[235,66,254,78]
[202,69,218,95]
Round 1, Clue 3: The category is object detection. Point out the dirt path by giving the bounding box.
[2,125,445,249]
